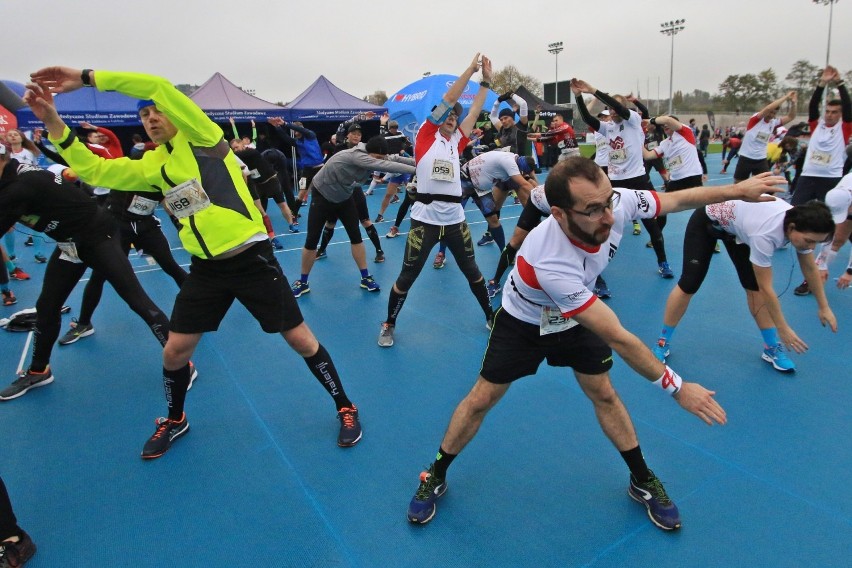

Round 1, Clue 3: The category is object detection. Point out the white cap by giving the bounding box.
[597,109,610,116]
[825,187,852,224]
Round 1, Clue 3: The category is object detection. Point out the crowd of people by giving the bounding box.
[1,57,850,564]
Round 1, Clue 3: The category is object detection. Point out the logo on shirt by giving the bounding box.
[609,137,625,150]
[567,290,586,302]
[633,190,650,213]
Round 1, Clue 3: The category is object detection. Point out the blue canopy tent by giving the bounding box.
[282,76,386,122]
[11,80,145,128]
[385,74,509,144]
[189,72,287,122]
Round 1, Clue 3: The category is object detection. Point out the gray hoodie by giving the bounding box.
[312,143,415,203]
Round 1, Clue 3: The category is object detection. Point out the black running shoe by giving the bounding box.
[0,530,36,567]
[628,470,681,530]
[337,406,362,447]
[0,368,54,401]
[141,413,189,459]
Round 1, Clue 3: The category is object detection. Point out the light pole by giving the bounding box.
[659,19,685,115]
[813,0,839,66]
[548,42,564,104]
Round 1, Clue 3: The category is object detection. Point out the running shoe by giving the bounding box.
[0,367,54,401]
[291,280,310,298]
[378,322,395,347]
[10,268,30,281]
[315,250,327,260]
[337,406,362,447]
[407,464,447,524]
[0,530,36,567]
[288,223,300,233]
[632,221,642,236]
[486,315,494,331]
[360,276,380,292]
[594,282,612,299]
[390,194,400,204]
[645,240,654,248]
[188,361,198,390]
[24,236,33,247]
[270,237,284,251]
[58,319,95,346]
[477,232,494,246]
[714,242,721,254]
[628,470,681,531]
[374,214,384,223]
[793,280,810,296]
[486,279,501,299]
[2,290,16,307]
[432,251,446,269]
[762,343,795,372]
[658,262,674,279]
[141,413,189,459]
[33,253,47,263]
[365,189,374,196]
[386,226,399,238]
[374,252,385,263]
[652,339,670,363]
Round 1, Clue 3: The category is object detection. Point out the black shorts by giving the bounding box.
[516,200,547,232]
[790,175,841,206]
[667,175,703,192]
[610,173,654,191]
[733,156,769,180]
[170,240,304,334]
[255,176,286,204]
[479,308,614,384]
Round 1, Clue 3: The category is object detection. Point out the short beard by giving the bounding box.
[566,214,611,246]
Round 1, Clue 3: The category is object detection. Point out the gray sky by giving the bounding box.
[6,0,850,104]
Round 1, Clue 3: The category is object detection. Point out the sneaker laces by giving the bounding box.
[339,408,357,428]
[380,323,392,336]
[641,476,672,505]
[415,468,443,500]
[150,416,181,441]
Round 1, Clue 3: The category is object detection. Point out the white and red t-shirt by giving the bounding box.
[654,126,702,181]
[542,122,579,159]
[739,113,781,160]
[596,110,646,180]
[801,118,852,178]
[465,151,520,195]
[412,120,469,225]
[705,197,793,267]
[528,184,551,216]
[503,188,661,325]
[593,131,609,167]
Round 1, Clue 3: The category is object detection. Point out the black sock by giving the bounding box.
[164,364,191,421]
[432,446,457,479]
[469,279,494,319]
[493,243,517,284]
[304,344,352,410]
[365,224,382,254]
[318,225,334,253]
[620,445,651,482]
[386,288,407,325]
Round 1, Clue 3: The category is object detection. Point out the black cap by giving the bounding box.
[348,123,363,133]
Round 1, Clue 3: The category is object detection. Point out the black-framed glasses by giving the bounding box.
[567,191,620,222]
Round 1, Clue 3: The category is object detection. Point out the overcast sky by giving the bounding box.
[6,0,850,105]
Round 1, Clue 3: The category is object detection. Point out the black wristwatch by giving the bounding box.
[81,69,93,87]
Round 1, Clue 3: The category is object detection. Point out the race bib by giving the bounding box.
[127,194,158,216]
[810,150,832,165]
[431,159,455,182]
[645,141,658,150]
[666,155,683,171]
[247,168,261,179]
[755,131,770,143]
[557,140,566,149]
[539,306,579,336]
[609,148,628,164]
[163,178,211,219]
[57,242,83,264]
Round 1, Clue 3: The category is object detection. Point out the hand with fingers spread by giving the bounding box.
[30,66,86,93]
[778,325,808,354]
[734,172,788,202]
[674,383,727,426]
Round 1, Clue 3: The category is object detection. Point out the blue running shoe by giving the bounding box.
[360,276,380,292]
[628,470,681,531]
[270,237,284,250]
[407,465,447,524]
[477,232,494,246]
[291,280,310,298]
[658,261,674,279]
[486,279,501,299]
[652,339,670,363]
[315,250,327,260]
[594,283,612,299]
[762,343,795,372]
[289,223,300,233]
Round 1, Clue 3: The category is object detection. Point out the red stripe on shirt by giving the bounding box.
[516,255,541,289]
[563,294,597,318]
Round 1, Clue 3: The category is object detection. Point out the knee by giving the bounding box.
[162,341,191,369]
[585,380,619,406]
[282,323,318,356]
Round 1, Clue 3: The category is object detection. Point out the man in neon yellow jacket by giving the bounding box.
[25,67,362,458]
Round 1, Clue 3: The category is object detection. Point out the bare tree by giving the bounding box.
[363,90,388,106]
[491,65,543,98]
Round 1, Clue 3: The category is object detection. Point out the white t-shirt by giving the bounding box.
[11,148,37,166]
[528,184,551,216]
[654,126,702,180]
[739,114,781,160]
[412,120,468,225]
[704,197,792,267]
[502,188,661,325]
[593,131,609,167]
[597,110,646,180]
[801,118,852,178]
[465,151,520,195]
[826,173,852,221]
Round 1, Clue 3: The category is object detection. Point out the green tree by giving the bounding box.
[786,60,819,99]
[755,68,779,103]
[491,65,543,98]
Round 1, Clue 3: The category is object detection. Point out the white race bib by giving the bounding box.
[163,178,211,219]
[645,141,658,150]
[127,194,158,216]
[810,150,832,165]
[666,155,683,171]
[539,306,579,336]
[755,131,770,143]
[609,148,628,164]
[57,242,83,264]
[430,159,455,182]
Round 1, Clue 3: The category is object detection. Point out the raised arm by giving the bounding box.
[658,172,786,215]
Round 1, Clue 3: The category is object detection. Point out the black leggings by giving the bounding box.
[304,189,363,249]
[0,475,21,540]
[657,175,703,231]
[395,219,482,291]
[77,215,186,326]
[33,237,170,369]
[677,208,759,295]
[612,174,667,263]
